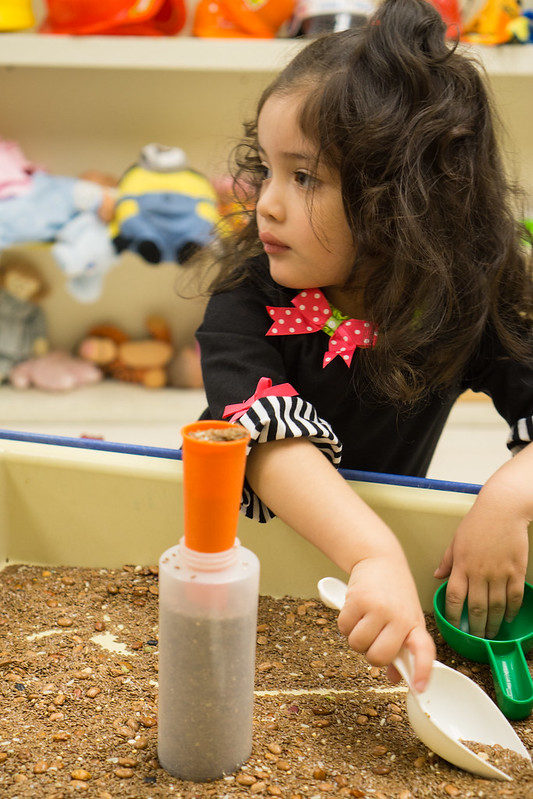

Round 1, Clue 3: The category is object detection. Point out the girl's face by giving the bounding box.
[256,92,356,298]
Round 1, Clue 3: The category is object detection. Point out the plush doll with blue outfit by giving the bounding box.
[110,144,222,265]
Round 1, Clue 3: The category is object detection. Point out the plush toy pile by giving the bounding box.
[0,140,224,303]
[0,251,203,393]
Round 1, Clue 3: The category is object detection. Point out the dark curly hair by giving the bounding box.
[207,0,533,405]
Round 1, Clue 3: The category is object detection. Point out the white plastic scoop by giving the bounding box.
[317,576,532,780]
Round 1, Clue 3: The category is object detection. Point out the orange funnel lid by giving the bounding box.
[181,420,250,553]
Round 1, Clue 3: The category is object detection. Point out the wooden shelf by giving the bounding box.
[0,33,532,76]
[465,41,533,76]
[0,33,303,73]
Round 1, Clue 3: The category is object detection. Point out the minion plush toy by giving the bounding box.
[109,144,221,265]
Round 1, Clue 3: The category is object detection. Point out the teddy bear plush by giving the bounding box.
[78,316,174,388]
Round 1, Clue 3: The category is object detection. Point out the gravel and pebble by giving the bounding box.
[1,562,533,798]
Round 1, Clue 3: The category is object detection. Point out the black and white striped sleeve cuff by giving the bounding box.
[507,415,533,454]
[237,395,342,523]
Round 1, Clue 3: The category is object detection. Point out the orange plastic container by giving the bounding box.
[181,420,250,553]
[193,0,294,38]
[40,0,186,36]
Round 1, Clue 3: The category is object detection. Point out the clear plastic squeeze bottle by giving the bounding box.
[158,420,260,782]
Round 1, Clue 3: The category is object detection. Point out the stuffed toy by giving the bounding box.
[0,0,35,30]
[0,159,116,250]
[40,0,186,36]
[461,0,523,43]
[109,144,222,266]
[193,0,294,37]
[0,253,49,382]
[9,351,103,392]
[78,316,174,388]
[0,138,37,199]
[52,210,120,303]
[0,139,119,302]
[167,344,204,389]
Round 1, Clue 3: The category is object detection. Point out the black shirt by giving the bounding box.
[197,256,533,519]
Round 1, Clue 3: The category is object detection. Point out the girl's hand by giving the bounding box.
[434,444,533,638]
[434,500,528,638]
[338,555,436,692]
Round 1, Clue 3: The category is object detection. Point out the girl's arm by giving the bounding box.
[435,441,533,637]
[246,436,436,691]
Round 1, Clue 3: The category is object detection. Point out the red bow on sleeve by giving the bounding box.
[223,377,298,422]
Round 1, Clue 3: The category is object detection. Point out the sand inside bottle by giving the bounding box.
[158,600,257,781]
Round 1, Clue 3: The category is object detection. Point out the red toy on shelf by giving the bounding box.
[193,0,294,38]
[40,0,186,36]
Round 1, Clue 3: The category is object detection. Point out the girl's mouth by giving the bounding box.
[260,233,290,255]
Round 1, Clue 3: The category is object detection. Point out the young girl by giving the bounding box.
[195,0,533,691]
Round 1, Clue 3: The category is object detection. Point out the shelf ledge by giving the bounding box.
[0,34,303,72]
[0,33,532,76]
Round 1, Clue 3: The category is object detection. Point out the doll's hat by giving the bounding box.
[0,0,35,30]
[40,0,186,36]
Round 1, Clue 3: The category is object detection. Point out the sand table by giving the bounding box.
[1,563,532,798]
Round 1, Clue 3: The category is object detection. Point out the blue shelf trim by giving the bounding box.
[0,428,481,495]
[338,467,480,495]
[0,428,181,461]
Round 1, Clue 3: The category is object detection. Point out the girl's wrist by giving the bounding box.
[341,526,409,576]
[478,472,533,524]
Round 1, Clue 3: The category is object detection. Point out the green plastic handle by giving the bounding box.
[486,639,533,721]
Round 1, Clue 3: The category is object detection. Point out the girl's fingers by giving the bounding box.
[465,581,489,638]
[342,602,435,692]
[337,590,364,637]
[505,578,525,624]
[346,614,386,660]
[405,626,436,693]
[446,576,525,638]
[362,619,420,669]
[484,583,507,639]
[364,622,402,666]
[469,578,524,639]
[444,575,468,629]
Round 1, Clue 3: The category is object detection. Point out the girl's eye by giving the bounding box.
[258,164,271,180]
[295,171,317,188]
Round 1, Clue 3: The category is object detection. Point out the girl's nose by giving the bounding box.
[256,177,285,222]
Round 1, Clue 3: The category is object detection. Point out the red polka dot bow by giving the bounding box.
[266,289,378,368]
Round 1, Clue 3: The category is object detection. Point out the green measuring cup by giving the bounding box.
[434,581,533,720]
